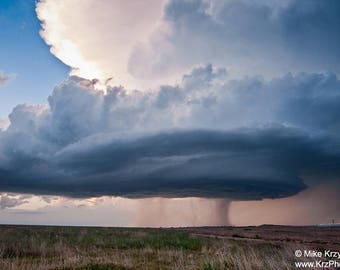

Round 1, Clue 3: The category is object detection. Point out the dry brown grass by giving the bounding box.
[0,225,337,270]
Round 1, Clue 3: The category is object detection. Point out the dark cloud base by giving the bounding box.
[1,127,339,199]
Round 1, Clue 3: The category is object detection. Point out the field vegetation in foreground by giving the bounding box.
[0,225,339,270]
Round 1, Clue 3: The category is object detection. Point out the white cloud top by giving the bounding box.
[37,0,340,89]
[36,0,168,89]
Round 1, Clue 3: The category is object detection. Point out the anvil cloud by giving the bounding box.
[37,0,340,87]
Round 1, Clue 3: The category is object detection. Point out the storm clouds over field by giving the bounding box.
[0,0,339,226]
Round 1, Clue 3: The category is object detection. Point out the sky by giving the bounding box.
[0,0,339,227]
[0,0,68,118]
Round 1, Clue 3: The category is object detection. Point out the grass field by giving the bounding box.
[0,225,339,270]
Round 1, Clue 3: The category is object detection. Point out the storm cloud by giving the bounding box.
[131,0,340,81]
[1,0,340,201]
[36,0,168,88]
[37,0,340,88]
[0,67,340,199]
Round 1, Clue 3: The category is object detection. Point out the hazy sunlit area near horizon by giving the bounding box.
[0,0,340,269]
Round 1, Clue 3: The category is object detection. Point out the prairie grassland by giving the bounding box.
[0,225,335,270]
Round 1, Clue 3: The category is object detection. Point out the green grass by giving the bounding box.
[0,225,204,258]
[0,225,310,270]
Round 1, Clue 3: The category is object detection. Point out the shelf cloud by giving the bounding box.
[0,67,339,199]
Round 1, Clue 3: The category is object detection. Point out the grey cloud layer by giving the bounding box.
[0,193,31,209]
[0,66,340,198]
[130,0,340,80]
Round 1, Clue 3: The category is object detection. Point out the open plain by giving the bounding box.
[0,224,339,270]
